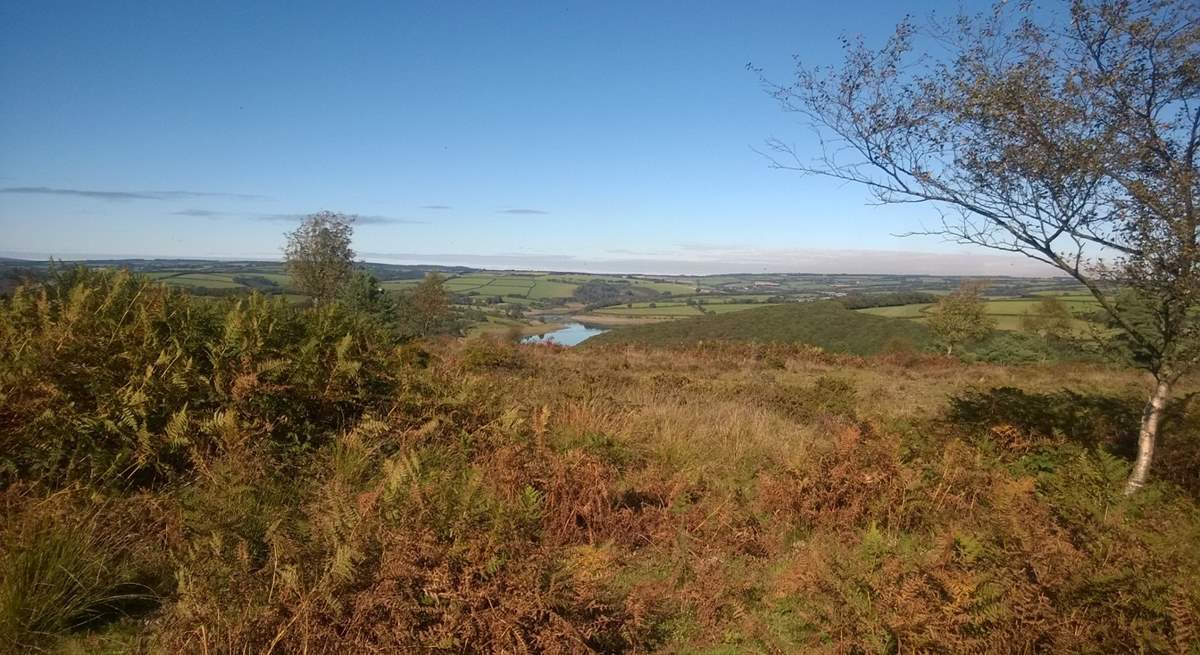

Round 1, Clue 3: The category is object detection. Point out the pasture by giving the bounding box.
[63,262,1107,341]
[594,303,703,317]
[153,273,246,289]
[592,300,779,318]
[857,295,1102,334]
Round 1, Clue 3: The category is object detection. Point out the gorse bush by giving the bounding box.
[458,334,527,370]
[0,267,404,488]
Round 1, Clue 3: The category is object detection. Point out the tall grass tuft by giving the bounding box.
[0,501,159,651]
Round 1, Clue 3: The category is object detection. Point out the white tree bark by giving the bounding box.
[1125,378,1171,495]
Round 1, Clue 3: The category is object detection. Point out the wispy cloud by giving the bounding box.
[676,241,750,252]
[498,208,549,215]
[420,204,452,210]
[1,186,267,201]
[172,209,227,217]
[606,247,674,256]
[357,214,428,225]
[253,213,428,225]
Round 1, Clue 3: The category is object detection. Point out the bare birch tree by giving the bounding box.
[757,0,1199,493]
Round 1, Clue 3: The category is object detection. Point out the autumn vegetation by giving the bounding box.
[1,265,1199,653]
[3,0,1199,650]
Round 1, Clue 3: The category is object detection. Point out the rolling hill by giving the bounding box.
[586,300,934,354]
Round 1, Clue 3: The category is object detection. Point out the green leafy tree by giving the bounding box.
[1021,297,1075,341]
[339,270,397,328]
[284,211,355,305]
[927,283,995,355]
[397,273,454,337]
[759,0,1199,493]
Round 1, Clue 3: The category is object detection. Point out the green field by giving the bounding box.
[858,303,933,318]
[160,274,244,289]
[981,298,1098,315]
[702,302,781,314]
[47,260,1091,310]
[595,304,704,317]
[40,262,1105,342]
[526,278,578,298]
[252,273,292,284]
[625,279,700,295]
[441,274,581,300]
[858,296,1101,334]
[531,273,696,296]
[593,300,778,318]
[134,267,1103,341]
[136,268,621,304]
[437,272,709,302]
[379,279,422,291]
[1031,290,1096,299]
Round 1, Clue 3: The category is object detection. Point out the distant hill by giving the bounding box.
[585,301,934,355]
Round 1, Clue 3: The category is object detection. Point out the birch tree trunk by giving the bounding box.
[1125,378,1172,495]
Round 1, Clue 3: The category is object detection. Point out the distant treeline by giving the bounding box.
[0,268,45,298]
[184,286,284,299]
[230,274,282,291]
[572,280,660,308]
[838,291,938,309]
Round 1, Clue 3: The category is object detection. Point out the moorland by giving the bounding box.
[1,265,1197,653]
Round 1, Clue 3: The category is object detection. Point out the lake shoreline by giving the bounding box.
[521,322,608,347]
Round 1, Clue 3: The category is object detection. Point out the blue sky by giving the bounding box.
[0,0,1055,275]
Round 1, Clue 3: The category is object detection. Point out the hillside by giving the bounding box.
[587,300,935,354]
[1,260,1096,345]
[2,271,1198,653]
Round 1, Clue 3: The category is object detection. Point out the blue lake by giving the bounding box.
[522,322,607,347]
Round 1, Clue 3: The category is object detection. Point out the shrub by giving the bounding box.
[965,331,1097,364]
[0,267,405,488]
[945,386,1140,456]
[766,375,858,422]
[459,336,527,370]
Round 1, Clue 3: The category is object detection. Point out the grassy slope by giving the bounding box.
[588,301,934,355]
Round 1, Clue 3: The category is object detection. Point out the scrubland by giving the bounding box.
[2,269,1198,653]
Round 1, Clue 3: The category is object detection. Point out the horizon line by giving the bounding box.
[0,250,1074,280]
